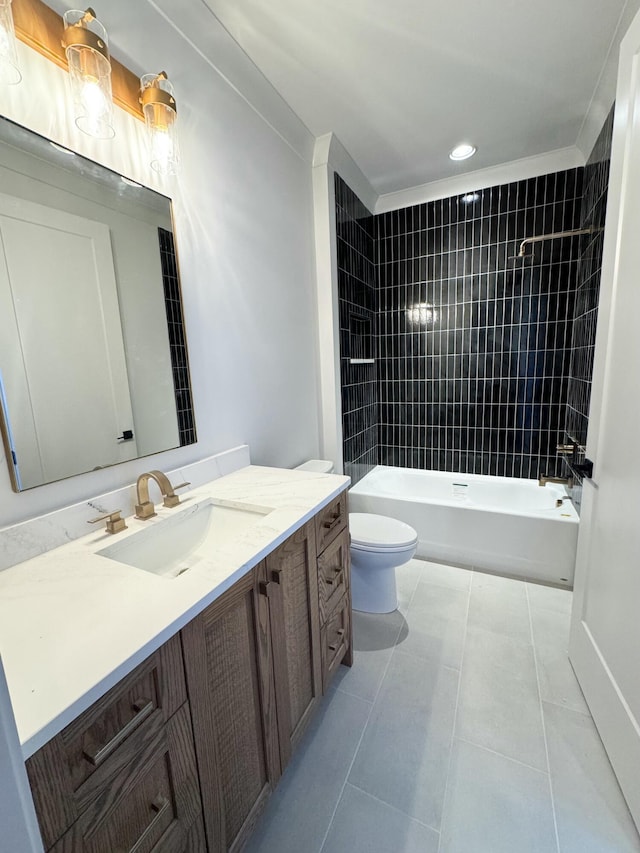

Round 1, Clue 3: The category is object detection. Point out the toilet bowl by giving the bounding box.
[294,460,418,613]
[349,513,418,613]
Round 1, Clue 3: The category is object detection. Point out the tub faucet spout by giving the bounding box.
[538,474,574,488]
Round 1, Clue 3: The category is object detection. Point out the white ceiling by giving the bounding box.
[200,0,629,194]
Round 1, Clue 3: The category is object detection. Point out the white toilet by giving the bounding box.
[349,513,418,613]
[295,460,418,614]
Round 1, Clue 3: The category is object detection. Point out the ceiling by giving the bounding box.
[200,0,628,194]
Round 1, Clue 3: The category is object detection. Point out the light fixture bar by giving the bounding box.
[10,0,144,120]
[0,0,22,84]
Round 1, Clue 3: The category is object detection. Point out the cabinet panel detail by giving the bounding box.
[315,492,348,553]
[317,527,351,624]
[181,565,278,853]
[50,703,203,852]
[27,635,186,849]
[267,520,322,768]
[321,596,351,692]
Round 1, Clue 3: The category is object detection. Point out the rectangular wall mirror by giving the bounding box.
[0,115,196,491]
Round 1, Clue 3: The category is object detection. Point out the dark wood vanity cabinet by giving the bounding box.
[25,495,352,853]
[181,564,280,853]
[182,518,328,852]
[26,635,204,853]
[265,520,323,770]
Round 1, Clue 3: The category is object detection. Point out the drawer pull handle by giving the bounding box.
[323,512,341,530]
[259,581,273,598]
[151,795,170,814]
[326,569,344,587]
[328,628,345,651]
[127,794,171,853]
[82,698,154,766]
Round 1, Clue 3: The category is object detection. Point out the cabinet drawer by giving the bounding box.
[317,527,350,623]
[320,596,350,692]
[50,703,203,853]
[27,635,187,849]
[315,492,348,553]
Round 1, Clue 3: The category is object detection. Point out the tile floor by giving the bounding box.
[245,559,640,853]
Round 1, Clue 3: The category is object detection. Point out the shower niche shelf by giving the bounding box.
[349,313,375,364]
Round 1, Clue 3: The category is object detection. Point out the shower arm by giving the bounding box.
[516,228,596,258]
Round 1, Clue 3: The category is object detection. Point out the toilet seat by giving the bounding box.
[349,513,418,552]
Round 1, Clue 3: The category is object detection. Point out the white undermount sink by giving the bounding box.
[97,499,271,579]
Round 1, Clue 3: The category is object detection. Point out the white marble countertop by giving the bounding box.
[0,465,349,759]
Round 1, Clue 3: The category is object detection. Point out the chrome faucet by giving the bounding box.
[538,474,574,488]
[135,470,190,519]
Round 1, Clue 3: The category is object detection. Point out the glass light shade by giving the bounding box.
[0,0,21,86]
[63,10,114,139]
[140,73,179,175]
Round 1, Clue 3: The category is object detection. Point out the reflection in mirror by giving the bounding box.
[0,116,196,491]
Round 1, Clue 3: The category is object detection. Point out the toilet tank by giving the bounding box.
[295,459,334,474]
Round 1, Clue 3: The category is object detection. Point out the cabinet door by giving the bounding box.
[317,526,351,624]
[50,704,203,853]
[181,565,279,853]
[265,520,322,770]
[27,635,187,849]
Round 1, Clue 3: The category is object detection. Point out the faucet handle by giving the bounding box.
[89,510,127,534]
[163,481,191,508]
[556,443,576,455]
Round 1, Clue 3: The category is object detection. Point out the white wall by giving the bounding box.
[0,0,320,527]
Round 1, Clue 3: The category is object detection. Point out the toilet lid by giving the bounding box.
[295,459,333,473]
[349,513,418,550]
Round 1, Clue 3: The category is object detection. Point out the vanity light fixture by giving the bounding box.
[62,8,115,139]
[0,0,21,85]
[140,71,179,175]
[449,143,476,161]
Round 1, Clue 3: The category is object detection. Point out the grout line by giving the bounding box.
[318,564,424,853]
[333,684,375,704]
[454,736,550,776]
[526,583,561,853]
[540,695,591,718]
[436,565,472,853]
[346,781,441,836]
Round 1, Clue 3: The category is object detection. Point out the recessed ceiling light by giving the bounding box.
[450,143,476,161]
[49,141,76,156]
[461,192,480,203]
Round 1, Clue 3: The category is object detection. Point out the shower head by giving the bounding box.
[508,246,532,261]
[510,227,597,261]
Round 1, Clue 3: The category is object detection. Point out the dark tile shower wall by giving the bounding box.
[376,170,584,479]
[158,227,196,447]
[564,106,615,507]
[335,175,378,486]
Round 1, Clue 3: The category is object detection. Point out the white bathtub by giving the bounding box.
[349,466,579,586]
